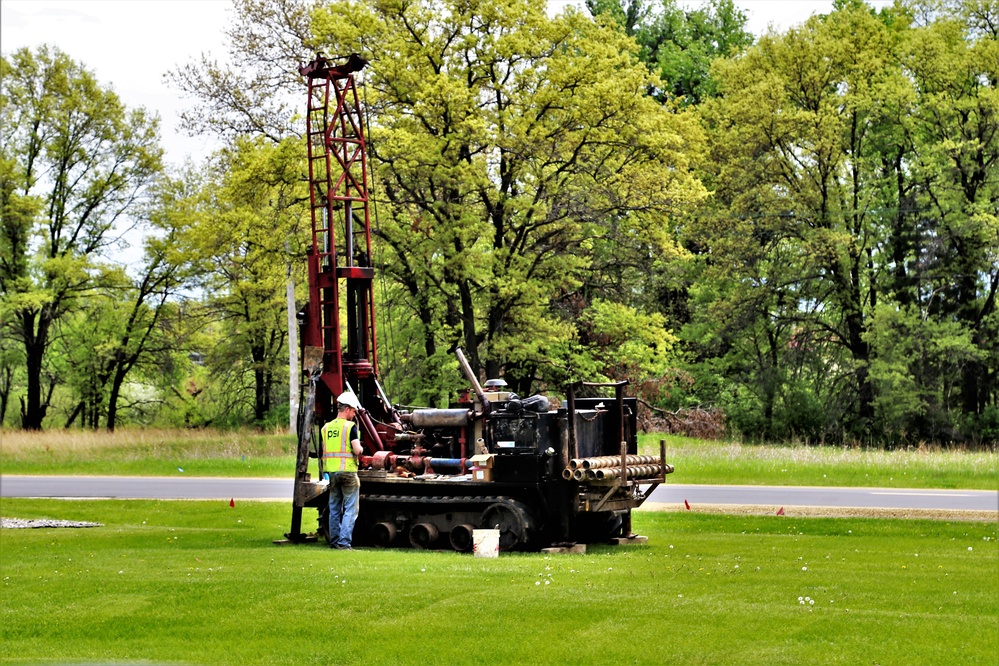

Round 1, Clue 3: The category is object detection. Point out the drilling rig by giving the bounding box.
[283,54,673,551]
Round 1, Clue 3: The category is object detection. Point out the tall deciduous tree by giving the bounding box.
[0,46,162,429]
[167,0,312,142]
[687,0,997,443]
[903,1,998,418]
[179,136,308,424]
[311,0,705,401]
[59,176,202,431]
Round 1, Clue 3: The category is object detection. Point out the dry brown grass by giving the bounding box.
[0,427,291,461]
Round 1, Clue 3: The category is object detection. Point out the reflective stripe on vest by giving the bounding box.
[322,418,357,473]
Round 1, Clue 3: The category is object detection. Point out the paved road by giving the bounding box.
[2,475,996,512]
[646,483,997,512]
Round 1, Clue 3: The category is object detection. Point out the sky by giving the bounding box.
[1,0,896,166]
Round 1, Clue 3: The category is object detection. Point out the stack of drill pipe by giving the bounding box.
[568,455,659,471]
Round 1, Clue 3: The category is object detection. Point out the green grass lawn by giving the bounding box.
[1,499,996,665]
[2,428,996,489]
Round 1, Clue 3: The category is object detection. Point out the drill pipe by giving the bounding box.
[569,455,659,470]
[568,463,675,481]
[585,455,659,470]
[593,464,674,480]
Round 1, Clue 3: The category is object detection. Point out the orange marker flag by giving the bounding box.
[776,506,785,516]
[230,498,235,508]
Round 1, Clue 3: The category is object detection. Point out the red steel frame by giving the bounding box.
[302,55,379,419]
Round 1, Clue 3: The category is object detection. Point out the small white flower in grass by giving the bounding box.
[421,568,426,572]
[798,596,803,602]
[968,547,973,551]
[119,571,124,575]
[677,594,683,598]
[535,581,541,586]
[809,599,814,605]
[608,567,613,571]
[802,566,807,571]
[545,580,551,585]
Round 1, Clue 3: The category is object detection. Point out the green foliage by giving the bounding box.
[311,0,704,402]
[681,0,998,444]
[0,45,163,429]
[586,0,754,104]
[177,136,309,424]
[578,299,677,379]
[12,0,990,448]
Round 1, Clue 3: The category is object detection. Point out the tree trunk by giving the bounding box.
[458,279,479,377]
[0,365,11,425]
[106,366,130,432]
[65,401,84,429]
[20,310,48,430]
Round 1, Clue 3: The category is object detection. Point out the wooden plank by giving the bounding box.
[541,544,587,555]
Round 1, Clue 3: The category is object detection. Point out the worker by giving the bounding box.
[323,392,364,550]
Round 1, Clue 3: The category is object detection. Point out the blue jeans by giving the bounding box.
[328,472,360,548]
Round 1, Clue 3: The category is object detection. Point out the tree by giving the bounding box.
[311,0,706,401]
[586,0,754,104]
[902,1,998,419]
[179,136,309,424]
[167,0,312,142]
[0,46,162,429]
[687,0,997,443]
[691,1,917,439]
[58,175,201,431]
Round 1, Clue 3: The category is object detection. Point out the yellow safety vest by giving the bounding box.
[322,417,358,473]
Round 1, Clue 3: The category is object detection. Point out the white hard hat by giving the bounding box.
[336,392,361,410]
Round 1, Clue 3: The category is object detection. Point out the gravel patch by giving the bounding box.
[1,517,102,529]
